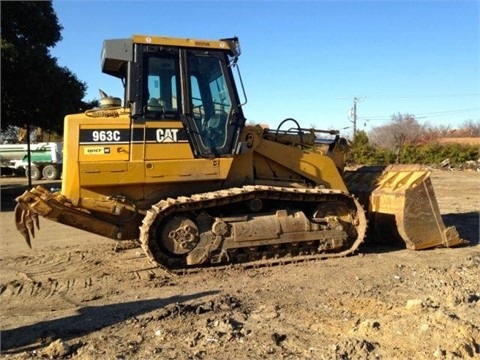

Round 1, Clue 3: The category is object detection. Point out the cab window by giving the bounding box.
[189,52,232,148]
[145,52,181,119]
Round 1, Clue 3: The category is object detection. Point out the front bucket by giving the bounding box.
[344,165,467,249]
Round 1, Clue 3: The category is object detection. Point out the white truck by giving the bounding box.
[0,142,63,180]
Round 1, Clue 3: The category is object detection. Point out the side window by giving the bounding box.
[189,53,232,148]
[145,54,180,118]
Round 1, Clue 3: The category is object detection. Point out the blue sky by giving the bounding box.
[51,1,479,137]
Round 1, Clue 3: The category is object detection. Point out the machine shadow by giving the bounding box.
[0,184,28,212]
[1,182,60,212]
[442,211,479,245]
[1,290,219,353]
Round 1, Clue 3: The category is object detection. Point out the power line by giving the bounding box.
[358,107,480,122]
[355,93,480,100]
[413,107,480,117]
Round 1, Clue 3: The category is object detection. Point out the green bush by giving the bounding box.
[346,132,479,165]
[410,142,479,164]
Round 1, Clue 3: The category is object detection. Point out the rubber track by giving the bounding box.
[139,185,367,274]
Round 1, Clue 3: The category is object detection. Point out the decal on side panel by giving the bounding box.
[80,128,189,144]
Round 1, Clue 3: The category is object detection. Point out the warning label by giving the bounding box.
[84,147,110,155]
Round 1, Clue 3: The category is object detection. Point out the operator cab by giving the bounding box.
[101,35,246,158]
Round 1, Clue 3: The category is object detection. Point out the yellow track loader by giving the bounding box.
[14,35,466,271]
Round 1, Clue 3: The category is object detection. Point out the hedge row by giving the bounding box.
[345,141,479,166]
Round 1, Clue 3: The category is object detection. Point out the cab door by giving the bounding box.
[182,49,245,158]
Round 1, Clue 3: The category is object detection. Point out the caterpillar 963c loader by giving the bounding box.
[14,35,466,271]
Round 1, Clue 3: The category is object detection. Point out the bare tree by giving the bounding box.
[369,113,425,163]
[434,124,453,138]
[459,120,480,137]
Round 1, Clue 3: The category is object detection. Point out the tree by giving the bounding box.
[369,113,425,163]
[346,130,379,165]
[459,120,480,137]
[1,1,91,134]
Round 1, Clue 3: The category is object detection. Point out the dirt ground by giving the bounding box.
[0,170,479,359]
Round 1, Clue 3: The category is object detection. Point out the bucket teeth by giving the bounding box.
[25,209,37,240]
[14,204,39,248]
[14,186,54,249]
[33,211,40,231]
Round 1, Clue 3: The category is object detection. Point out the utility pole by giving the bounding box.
[349,97,359,143]
[26,123,32,188]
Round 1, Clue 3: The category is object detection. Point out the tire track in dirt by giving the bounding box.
[0,246,172,302]
[2,250,111,300]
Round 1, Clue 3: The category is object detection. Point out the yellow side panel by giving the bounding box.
[62,115,81,202]
[78,159,233,185]
[144,121,193,160]
[145,158,233,182]
[130,143,145,161]
[79,162,144,186]
[79,144,130,161]
[254,139,347,191]
[145,143,193,160]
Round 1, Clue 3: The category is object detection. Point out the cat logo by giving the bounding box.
[156,128,179,143]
